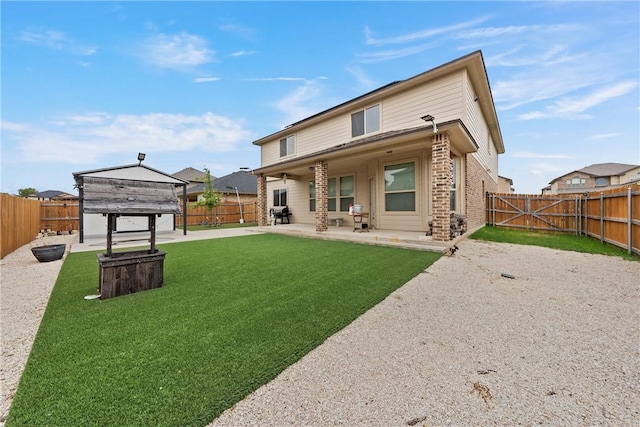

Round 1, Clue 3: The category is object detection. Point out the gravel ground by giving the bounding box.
[1,237,638,426]
[0,234,76,424]
[210,240,639,426]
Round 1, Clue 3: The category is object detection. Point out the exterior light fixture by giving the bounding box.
[421,115,438,133]
[137,153,146,164]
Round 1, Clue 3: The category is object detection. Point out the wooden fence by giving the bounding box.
[487,186,640,255]
[41,202,79,234]
[1,193,42,259]
[0,195,256,259]
[175,202,258,227]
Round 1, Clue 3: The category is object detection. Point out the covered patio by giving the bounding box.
[256,222,466,252]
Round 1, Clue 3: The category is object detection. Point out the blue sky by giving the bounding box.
[2,1,639,195]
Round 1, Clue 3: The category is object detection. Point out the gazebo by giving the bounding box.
[79,176,182,299]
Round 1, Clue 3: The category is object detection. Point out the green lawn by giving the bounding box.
[470,225,639,260]
[7,234,440,427]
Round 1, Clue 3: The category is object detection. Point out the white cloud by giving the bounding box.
[589,133,620,140]
[345,66,378,89]
[518,80,638,120]
[529,162,568,177]
[273,81,325,126]
[218,23,256,39]
[355,44,434,64]
[193,76,221,83]
[230,50,257,57]
[3,112,254,164]
[242,77,306,82]
[139,32,214,69]
[0,121,29,132]
[364,16,491,45]
[17,27,98,56]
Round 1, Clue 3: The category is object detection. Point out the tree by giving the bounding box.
[190,167,222,226]
[18,187,38,197]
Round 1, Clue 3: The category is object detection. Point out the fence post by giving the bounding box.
[628,187,633,255]
[575,196,578,235]
[491,193,495,226]
[526,195,531,231]
[600,192,604,244]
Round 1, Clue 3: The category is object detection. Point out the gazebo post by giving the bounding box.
[106,214,114,257]
[150,215,156,253]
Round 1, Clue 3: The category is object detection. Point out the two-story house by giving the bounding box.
[543,163,640,195]
[252,50,505,241]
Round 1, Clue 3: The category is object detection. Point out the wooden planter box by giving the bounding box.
[97,250,166,299]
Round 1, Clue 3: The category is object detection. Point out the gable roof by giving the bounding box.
[187,170,257,195]
[172,167,211,182]
[252,49,504,154]
[73,163,187,185]
[550,162,640,183]
[37,190,77,199]
[577,163,639,177]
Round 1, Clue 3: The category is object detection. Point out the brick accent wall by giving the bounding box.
[257,174,268,226]
[431,133,451,241]
[465,154,496,229]
[315,160,328,231]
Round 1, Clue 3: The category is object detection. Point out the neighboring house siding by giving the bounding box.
[546,164,639,194]
[618,168,640,184]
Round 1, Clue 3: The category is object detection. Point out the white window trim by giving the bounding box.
[351,104,381,138]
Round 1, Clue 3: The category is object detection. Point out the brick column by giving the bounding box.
[315,160,328,232]
[257,174,268,226]
[431,133,451,241]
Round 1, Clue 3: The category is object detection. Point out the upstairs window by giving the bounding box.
[595,177,608,187]
[351,104,380,137]
[568,176,586,188]
[279,135,295,157]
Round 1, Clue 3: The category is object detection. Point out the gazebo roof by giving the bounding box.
[81,176,181,215]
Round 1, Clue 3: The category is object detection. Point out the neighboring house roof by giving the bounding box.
[252,49,504,155]
[498,176,513,185]
[549,162,640,184]
[172,167,211,183]
[36,190,77,199]
[187,171,257,195]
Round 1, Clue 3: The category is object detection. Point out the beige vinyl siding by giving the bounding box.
[462,70,498,183]
[260,72,465,168]
[383,72,464,130]
[618,167,640,184]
